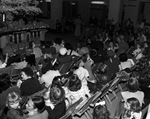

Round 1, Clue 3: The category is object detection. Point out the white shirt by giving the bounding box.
[33,47,43,58]
[40,70,61,87]
[146,104,150,119]
[121,91,144,107]
[63,83,91,105]
[67,49,80,56]
[119,59,135,70]
[0,62,7,69]
[13,61,27,69]
[74,67,89,86]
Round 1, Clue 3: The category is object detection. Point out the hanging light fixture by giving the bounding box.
[91,1,105,5]
[45,0,51,2]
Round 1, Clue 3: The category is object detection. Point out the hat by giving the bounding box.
[59,47,67,55]
[79,47,89,55]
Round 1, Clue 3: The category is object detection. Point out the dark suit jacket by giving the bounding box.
[57,55,72,64]
[104,57,120,79]
[20,77,43,96]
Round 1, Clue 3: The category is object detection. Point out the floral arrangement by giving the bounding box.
[0,0,42,20]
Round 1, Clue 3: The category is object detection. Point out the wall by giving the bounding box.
[124,0,140,25]
[78,0,90,25]
[108,0,123,23]
[144,3,150,23]
[51,0,62,25]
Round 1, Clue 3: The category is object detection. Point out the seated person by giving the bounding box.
[93,100,110,119]
[28,41,43,65]
[64,42,80,56]
[119,53,135,71]
[38,58,53,75]
[28,41,43,59]
[78,47,89,56]
[63,74,91,106]
[25,96,48,119]
[26,54,36,67]
[56,47,72,64]
[20,67,43,96]
[7,54,21,66]
[132,44,144,60]
[11,55,27,69]
[4,91,25,119]
[121,97,142,119]
[73,66,89,86]
[0,74,15,109]
[53,37,64,53]
[121,77,144,107]
[40,66,61,88]
[115,77,144,119]
[0,53,8,69]
[44,85,66,119]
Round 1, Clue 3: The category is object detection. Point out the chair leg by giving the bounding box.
[118,84,123,92]
[104,94,112,105]
[112,91,118,100]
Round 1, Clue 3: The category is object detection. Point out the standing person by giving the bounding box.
[74,15,83,38]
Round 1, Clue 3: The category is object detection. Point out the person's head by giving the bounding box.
[125,97,141,112]
[20,54,26,61]
[53,38,64,46]
[123,98,141,119]
[44,41,52,48]
[6,91,21,109]
[116,36,121,43]
[51,76,63,87]
[59,47,67,56]
[29,41,35,49]
[98,63,107,74]
[68,74,82,91]
[109,42,114,48]
[120,34,124,40]
[49,85,65,105]
[93,104,110,119]
[26,96,45,114]
[21,67,34,80]
[127,77,139,92]
[107,50,115,58]
[78,47,89,56]
[64,42,73,50]
[119,53,128,62]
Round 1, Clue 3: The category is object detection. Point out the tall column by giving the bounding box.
[51,0,62,26]
[124,0,140,25]
[108,0,123,23]
[78,0,91,25]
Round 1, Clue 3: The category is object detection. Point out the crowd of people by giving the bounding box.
[0,17,150,119]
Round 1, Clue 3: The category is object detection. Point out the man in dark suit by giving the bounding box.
[104,50,120,79]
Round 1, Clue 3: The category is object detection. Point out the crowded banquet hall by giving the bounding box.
[0,0,150,119]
